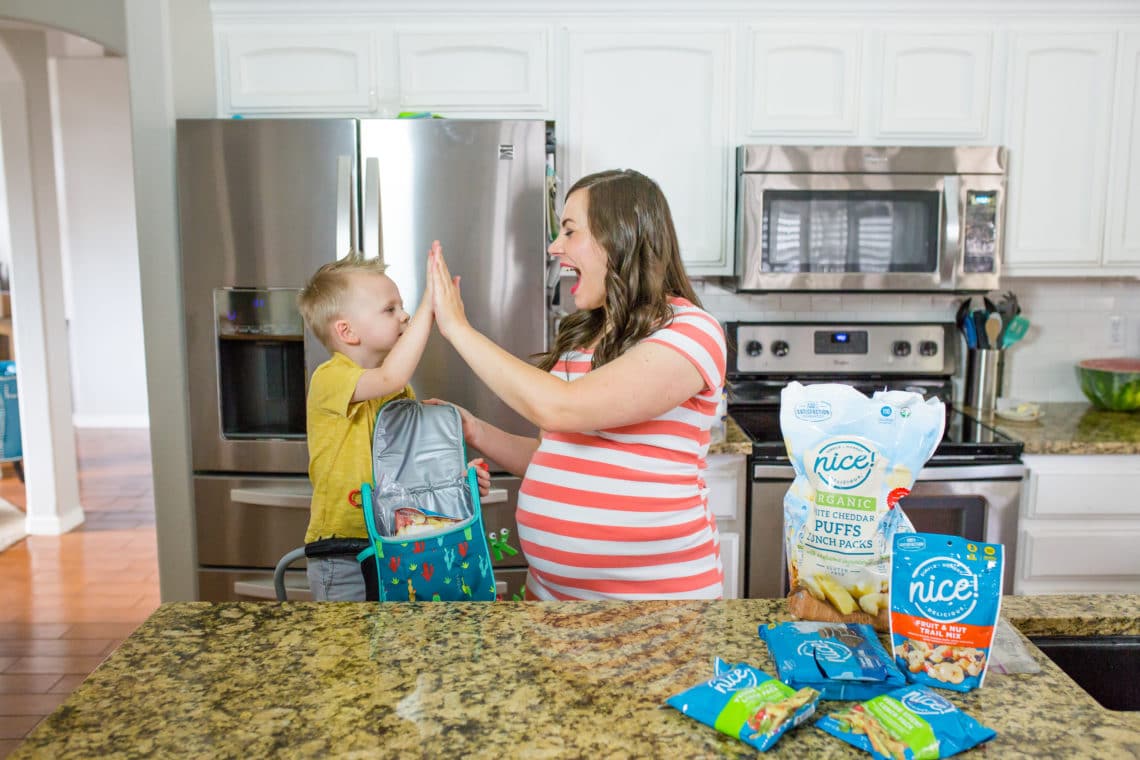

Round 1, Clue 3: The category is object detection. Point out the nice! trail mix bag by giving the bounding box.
[759,621,906,701]
[817,684,996,759]
[889,533,1004,692]
[781,382,945,631]
[665,658,820,751]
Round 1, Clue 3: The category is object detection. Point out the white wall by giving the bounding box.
[697,277,1140,403]
[51,54,149,426]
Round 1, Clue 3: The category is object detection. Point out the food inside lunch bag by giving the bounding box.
[816,684,996,759]
[665,658,820,752]
[889,533,1003,692]
[781,382,945,632]
[759,621,906,701]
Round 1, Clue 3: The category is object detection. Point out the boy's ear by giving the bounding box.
[332,317,359,346]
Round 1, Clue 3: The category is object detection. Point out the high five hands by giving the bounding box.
[427,240,468,340]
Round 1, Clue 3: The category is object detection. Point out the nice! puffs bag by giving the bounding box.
[781,382,945,631]
[665,658,820,751]
[817,684,996,759]
[889,533,1003,692]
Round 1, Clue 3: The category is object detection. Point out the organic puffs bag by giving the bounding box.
[781,382,945,631]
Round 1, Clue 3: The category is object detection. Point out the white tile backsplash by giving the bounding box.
[695,276,1140,402]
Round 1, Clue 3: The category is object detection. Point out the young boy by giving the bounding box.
[297,242,488,601]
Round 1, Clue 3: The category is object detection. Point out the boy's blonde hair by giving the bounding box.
[298,254,387,350]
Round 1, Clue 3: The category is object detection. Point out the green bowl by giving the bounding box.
[1076,359,1140,411]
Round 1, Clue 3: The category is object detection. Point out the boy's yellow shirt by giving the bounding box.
[304,352,413,543]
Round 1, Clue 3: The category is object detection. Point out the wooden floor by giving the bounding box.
[0,429,158,757]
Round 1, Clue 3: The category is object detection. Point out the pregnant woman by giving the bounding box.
[428,169,727,600]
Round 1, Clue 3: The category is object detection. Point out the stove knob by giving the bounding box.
[771,340,790,358]
[919,341,939,357]
[892,341,912,358]
[745,340,763,357]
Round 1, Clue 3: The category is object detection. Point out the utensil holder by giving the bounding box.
[965,349,1003,413]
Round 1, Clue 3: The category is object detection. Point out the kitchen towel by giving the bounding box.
[0,497,26,553]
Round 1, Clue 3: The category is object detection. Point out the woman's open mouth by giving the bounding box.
[562,264,581,294]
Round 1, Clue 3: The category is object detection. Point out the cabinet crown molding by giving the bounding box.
[211,0,1140,19]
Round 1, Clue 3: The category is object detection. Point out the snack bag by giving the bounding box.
[889,533,1003,692]
[782,382,945,631]
[759,621,906,701]
[665,658,820,752]
[816,684,996,759]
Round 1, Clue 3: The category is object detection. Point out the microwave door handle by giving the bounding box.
[363,156,382,263]
[943,175,962,260]
[336,154,354,259]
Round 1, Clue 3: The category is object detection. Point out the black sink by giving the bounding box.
[1029,636,1140,712]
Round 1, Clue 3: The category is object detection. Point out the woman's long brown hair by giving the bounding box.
[536,169,702,372]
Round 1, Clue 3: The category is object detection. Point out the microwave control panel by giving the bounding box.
[963,190,998,274]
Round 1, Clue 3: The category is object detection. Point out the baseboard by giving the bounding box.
[72,414,150,429]
[25,506,86,536]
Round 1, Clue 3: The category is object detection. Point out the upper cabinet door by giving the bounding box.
[565,28,733,275]
[217,28,376,114]
[744,28,861,136]
[1004,32,1116,270]
[873,31,995,140]
[395,27,551,115]
[1105,31,1140,267]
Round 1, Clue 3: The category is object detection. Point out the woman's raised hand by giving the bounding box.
[429,243,468,340]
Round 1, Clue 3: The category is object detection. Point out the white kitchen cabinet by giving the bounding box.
[1003,32,1116,272]
[1104,31,1140,268]
[563,28,734,276]
[216,27,377,114]
[871,30,996,140]
[706,453,745,598]
[1015,454,1140,594]
[394,27,551,115]
[744,28,861,137]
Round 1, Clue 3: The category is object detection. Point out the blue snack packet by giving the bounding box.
[889,533,1004,692]
[817,684,996,759]
[666,658,820,751]
[759,621,907,701]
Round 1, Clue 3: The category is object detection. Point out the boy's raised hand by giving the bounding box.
[417,240,439,318]
[429,243,468,339]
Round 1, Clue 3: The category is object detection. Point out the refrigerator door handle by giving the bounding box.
[363,156,382,263]
[230,487,312,509]
[336,154,354,259]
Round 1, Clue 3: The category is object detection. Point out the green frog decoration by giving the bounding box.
[487,528,519,562]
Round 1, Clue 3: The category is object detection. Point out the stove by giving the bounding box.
[726,322,1022,464]
[723,321,1024,598]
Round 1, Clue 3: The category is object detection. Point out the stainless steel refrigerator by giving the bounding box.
[176,118,551,601]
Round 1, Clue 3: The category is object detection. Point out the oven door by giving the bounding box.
[735,172,1004,293]
[746,462,1023,598]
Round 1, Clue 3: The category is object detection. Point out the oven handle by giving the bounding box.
[752,463,1025,480]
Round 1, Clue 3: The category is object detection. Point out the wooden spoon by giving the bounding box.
[984,312,1003,350]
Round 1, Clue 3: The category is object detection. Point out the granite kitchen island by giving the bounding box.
[13,596,1140,758]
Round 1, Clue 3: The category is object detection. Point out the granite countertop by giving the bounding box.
[708,416,752,456]
[970,402,1140,455]
[15,595,1140,758]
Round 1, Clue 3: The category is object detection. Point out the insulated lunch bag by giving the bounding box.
[356,399,496,601]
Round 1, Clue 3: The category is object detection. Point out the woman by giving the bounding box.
[429,169,726,600]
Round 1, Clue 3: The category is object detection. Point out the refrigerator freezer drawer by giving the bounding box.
[194,474,311,569]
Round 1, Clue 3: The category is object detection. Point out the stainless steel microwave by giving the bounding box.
[734,145,1007,293]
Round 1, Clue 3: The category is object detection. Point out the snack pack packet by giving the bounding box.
[816,684,997,759]
[889,533,1004,692]
[781,382,945,631]
[665,658,820,751]
[759,621,907,701]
